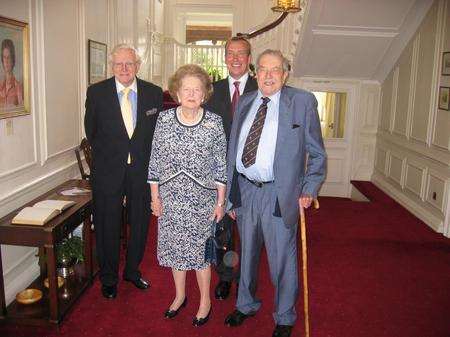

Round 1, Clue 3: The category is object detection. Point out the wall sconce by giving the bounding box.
[272,0,301,13]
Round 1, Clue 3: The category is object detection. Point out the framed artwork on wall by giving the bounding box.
[0,16,30,119]
[442,52,450,76]
[438,86,450,111]
[88,39,107,85]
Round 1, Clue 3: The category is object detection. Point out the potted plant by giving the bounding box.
[56,236,84,278]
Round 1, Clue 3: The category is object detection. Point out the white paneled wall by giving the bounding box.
[289,77,380,198]
[0,0,156,306]
[373,0,450,237]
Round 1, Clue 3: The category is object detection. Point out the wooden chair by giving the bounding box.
[74,138,129,249]
[75,138,92,180]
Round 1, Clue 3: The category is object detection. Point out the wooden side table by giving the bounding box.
[0,179,94,326]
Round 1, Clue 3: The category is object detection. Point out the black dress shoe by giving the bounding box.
[101,285,117,299]
[164,297,187,319]
[224,309,255,327]
[214,280,231,300]
[272,325,293,337]
[192,307,211,327]
[124,277,149,290]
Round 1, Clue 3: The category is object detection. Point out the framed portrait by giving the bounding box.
[442,52,450,76]
[0,16,30,119]
[438,86,450,111]
[88,39,107,85]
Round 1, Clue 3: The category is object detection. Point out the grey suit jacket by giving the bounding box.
[226,86,327,226]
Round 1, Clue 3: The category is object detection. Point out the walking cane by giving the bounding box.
[300,199,319,337]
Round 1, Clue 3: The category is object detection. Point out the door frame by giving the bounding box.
[289,77,359,197]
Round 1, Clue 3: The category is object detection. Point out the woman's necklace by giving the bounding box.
[178,107,203,125]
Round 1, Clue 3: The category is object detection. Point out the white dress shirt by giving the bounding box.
[228,73,249,101]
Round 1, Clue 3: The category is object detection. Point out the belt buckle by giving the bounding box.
[254,181,263,188]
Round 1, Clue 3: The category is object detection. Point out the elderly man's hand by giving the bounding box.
[299,195,313,209]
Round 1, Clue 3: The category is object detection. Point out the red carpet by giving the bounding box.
[1,181,449,337]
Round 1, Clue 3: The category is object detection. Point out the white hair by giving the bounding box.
[108,43,141,64]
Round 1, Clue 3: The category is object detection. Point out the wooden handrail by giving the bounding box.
[237,12,289,39]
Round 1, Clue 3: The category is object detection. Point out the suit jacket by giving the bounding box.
[84,77,163,195]
[226,86,327,226]
[204,75,258,140]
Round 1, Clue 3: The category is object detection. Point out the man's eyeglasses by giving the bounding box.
[225,51,249,59]
[112,62,136,69]
[256,67,283,75]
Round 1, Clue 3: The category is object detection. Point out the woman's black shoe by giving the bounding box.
[164,297,187,318]
[192,307,211,327]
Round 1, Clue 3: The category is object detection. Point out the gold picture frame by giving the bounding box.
[442,52,450,76]
[88,39,107,85]
[438,86,450,111]
[0,16,30,119]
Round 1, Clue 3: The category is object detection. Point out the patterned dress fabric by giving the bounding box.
[148,108,227,270]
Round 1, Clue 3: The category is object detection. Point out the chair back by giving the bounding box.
[75,138,92,180]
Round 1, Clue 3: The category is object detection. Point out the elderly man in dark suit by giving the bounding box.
[84,44,163,299]
[224,49,326,337]
[204,36,258,300]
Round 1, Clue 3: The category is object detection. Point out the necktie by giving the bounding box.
[231,81,240,116]
[120,87,134,163]
[241,97,270,168]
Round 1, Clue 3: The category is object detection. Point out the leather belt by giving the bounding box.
[239,173,274,188]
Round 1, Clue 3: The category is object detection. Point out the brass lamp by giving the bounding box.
[271,0,301,13]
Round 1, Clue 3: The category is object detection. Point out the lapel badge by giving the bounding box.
[145,108,157,116]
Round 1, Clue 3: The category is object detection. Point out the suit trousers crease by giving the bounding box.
[235,176,298,325]
[93,164,150,286]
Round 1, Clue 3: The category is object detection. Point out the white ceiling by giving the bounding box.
[294,0,434,82]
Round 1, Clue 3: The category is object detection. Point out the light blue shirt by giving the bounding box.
[236,90,280,182]
[116,78,138,128]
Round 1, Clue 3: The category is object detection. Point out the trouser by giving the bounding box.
[93,165,151,286]
[235,176,298,325]
[214,213,238,282]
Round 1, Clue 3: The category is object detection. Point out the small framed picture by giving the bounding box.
[88,39,107,85]
[442,52,450,76]
[438,86,450,110]
[0,16,30,119]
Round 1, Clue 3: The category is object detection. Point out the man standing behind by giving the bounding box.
[85,44,163,299]
[204,36,257,300]
[224,49,326,337]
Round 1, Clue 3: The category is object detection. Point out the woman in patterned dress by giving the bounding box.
[148,64,227,326]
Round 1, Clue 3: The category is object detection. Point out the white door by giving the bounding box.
[289,78,358,197]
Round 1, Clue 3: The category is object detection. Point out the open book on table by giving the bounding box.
[11,200,76,226]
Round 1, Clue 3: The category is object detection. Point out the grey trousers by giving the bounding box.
[235,176,298,325]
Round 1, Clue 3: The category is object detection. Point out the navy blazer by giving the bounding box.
[226,86,327,226]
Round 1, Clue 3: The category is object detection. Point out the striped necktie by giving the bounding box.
[241,97,270,168]
[231,81,240,116]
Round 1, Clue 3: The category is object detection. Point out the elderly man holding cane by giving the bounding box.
[223,49,326,337]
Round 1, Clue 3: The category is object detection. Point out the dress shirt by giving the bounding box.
[228,73,249,101]
[115,78,138,128]
[236,90,280,182]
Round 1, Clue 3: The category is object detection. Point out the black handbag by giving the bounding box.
[204,219,227,265]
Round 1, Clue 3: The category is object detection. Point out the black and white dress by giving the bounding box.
[148,108,227,270]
